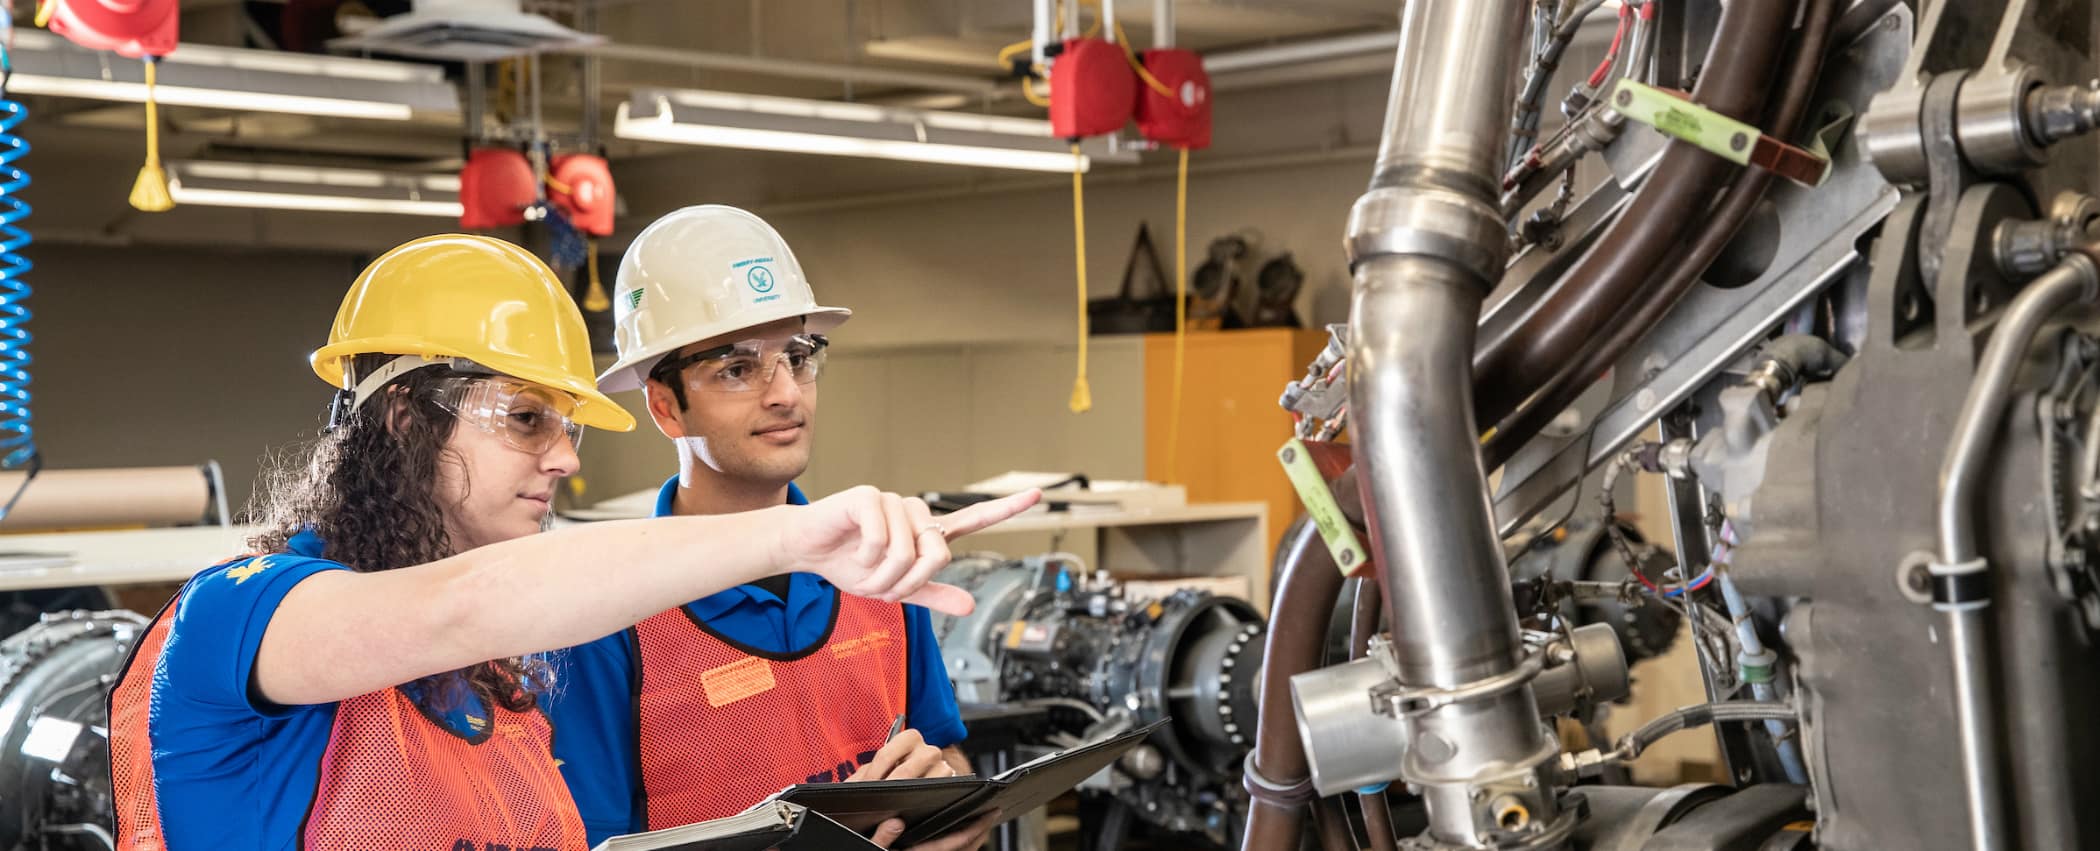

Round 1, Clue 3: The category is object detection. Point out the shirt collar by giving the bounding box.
[657,476,825,620]
[287,528,327,558]
[652,475,809,518]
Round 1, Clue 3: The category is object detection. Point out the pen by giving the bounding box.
[886,714,907,744]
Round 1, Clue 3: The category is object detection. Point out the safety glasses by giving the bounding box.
[651,334,830,394]
[426,376,585,455]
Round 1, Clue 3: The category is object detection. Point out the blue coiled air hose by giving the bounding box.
[0,21,42,518]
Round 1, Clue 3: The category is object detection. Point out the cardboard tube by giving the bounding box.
[0,466,215,531]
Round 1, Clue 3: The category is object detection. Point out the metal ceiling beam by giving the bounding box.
[560,42,1002,94]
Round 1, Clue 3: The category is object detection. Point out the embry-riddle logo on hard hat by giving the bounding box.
[732,256,783,305]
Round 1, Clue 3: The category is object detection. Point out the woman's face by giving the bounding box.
[429,382,583,552]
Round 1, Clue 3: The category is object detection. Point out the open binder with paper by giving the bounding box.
[591,719,1167,850]
[587,799,876,851]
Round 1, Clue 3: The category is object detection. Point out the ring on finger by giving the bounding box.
[916,522,946,538]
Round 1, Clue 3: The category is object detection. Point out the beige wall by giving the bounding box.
[748,155,1369,350]
[577,337,1149,505]
[27,243,363,512]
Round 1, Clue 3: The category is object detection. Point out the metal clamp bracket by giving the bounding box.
[1373,650,1548,718]
[1929,557,1991,612]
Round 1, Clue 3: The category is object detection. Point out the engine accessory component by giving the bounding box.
[1509,518,1685,666]
[1481,0,1843,473]
[931,556,1263,846]
[1469,0,1792,428]
[1931,247,2100,850]
[0,610,149,851]
[1280,324,1350,440]
[1996,191,2100,279]
[1290,624,1629,797]
[1487,4,1902,535]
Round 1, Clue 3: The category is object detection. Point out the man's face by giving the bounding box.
[645,317,819,484]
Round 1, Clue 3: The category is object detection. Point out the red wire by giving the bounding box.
[1627,561,1661,592]
[1586,3,1633,89]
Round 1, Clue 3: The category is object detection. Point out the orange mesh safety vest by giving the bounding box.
[632,593,909,828]
[111,581,589,851]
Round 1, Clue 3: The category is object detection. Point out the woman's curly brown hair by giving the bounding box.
[247,353,553,714]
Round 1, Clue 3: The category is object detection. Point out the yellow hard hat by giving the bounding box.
[311,234,636,432]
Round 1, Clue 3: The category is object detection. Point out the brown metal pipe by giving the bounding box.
[1313,797,1358,851]
[1348,578,1401,851]
[1483,0,1838,468]
[1471,0,1798,425]
[1245,473,1362,850]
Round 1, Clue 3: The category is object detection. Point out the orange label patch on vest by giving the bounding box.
[700,656,778,707]
[829,630,895,661]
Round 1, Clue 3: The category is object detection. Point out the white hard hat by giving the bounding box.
[598,205,851,392]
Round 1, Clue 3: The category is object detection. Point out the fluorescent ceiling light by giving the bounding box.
[166,161,463,217]
[7,30,456,120]
[615,88,1138,174]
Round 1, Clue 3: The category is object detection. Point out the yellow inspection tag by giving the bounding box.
[1610,78,1829,186]
[1611,78,1758,165]
[1277,437,1368,575]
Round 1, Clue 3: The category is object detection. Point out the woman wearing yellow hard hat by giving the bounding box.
[105,234,1037,851]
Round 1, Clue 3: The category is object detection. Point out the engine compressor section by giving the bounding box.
[932,555,1265,848]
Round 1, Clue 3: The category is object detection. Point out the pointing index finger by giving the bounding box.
[940,489,1043,540]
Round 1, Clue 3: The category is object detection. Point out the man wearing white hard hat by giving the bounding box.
[545,206,992,850]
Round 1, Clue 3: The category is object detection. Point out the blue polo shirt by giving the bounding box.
[139,530,505,851]
[546,477,966,844]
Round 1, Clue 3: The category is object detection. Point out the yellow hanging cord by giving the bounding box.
[1166,147,1189,481]
[1022,76,1052,108]
[1112,22,1178,98]
[997,38,1034,67]
[128,57,173,212]
[582,238,611,312]
[1069,144,1092,414]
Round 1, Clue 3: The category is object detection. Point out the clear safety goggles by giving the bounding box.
[425,376,585,455]
[650,334,830,394]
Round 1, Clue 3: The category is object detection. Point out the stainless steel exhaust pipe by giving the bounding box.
[1344,0,1555,845]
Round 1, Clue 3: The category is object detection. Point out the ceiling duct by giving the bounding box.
[330,0,603,62]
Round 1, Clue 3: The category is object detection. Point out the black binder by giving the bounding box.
[777,719,1168,847]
